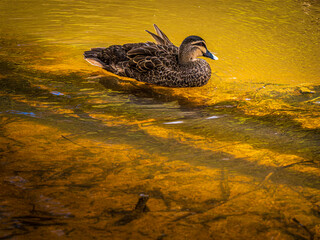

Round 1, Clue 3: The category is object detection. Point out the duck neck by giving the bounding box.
[178,52,190,65]
[178,46,193,65]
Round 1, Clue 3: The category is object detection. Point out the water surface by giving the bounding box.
[0,0,320,239]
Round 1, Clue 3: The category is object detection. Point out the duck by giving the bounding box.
[84,24,218,87]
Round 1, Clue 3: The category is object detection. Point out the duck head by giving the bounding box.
[178,36,218,64]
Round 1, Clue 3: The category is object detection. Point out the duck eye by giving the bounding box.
[194,42,207,49]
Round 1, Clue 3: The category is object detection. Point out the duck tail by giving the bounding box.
[145,24,173,46]
[84,48,107,68]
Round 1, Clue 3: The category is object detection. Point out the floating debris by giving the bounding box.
[206,115,221,119]
[6,110,37,117]
[50,91,64,96]
[163,121,184,124]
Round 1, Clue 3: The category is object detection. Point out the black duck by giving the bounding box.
[84,24,218,87]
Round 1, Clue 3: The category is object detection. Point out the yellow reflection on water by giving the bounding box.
[1,0,320,85]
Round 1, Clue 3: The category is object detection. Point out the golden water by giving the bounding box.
[0,0,320,239]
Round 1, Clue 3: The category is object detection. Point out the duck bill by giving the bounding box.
[203,50,218,60]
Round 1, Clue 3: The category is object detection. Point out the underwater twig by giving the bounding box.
[257,159,315,188]
[171,183,263,223]
[292,217,314,240]
[134,194,150,212]
[61,135,87,148]
[114,194,150,226]
[172,160,313,222]
[172,212,196,222]
[279,160,315,169]
[257,171,274,187]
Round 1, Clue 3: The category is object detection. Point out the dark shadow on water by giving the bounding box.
[99,76,203,108]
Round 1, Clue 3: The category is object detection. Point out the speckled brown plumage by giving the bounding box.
[84,24,218,87]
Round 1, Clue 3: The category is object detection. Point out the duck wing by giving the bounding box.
[127,44,178,72]
[145,24,173,46]
[84,24,178,77]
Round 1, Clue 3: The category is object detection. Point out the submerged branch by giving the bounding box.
[61,135,87,148]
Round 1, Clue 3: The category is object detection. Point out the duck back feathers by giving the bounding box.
[84,24,218,87]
